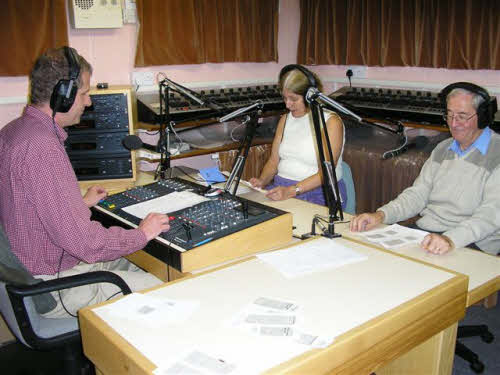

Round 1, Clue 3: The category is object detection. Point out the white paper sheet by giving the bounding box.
[354,224,428,249]
[93,293,199,328]
[256,237,368,278]
[220,171,268,194]
[122,191,210,219]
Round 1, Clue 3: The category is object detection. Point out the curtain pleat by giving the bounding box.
[135,0,278,67]
[298,0,499,69]
[0,0,68,76]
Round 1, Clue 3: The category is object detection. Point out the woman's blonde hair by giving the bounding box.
[278,67,323,106]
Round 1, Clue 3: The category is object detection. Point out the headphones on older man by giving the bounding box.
[279,64,317,101]
[440,82,497,129]
[50,46,81,114]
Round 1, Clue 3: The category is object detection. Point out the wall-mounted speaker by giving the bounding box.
[69,0,123,29]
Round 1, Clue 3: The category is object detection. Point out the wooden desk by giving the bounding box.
[239,190,328,238]
[240,189,499,309]
[81,172,499,305]
[342,230,500,308]
[79,238,467,375]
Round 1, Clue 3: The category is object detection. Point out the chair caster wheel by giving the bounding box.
[470,360,484,374]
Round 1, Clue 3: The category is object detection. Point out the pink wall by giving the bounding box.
[1,0,498,127]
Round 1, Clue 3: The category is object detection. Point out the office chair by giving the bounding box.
[0,224,132,375]
[341,161,356,215]
[455,318,494,373]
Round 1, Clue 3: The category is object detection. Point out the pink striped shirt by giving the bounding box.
[0,106,147,275]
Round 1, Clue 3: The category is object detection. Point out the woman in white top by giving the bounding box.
[250,65,347,207]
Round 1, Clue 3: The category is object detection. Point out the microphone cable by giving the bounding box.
[382,132,409,160]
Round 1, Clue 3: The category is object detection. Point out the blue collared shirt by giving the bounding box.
[449,127,491,157]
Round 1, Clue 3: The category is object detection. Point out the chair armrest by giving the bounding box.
[4,271,132,350]
[7,270,132,298]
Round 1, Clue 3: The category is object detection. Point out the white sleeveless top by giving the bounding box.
[277,110,345,181]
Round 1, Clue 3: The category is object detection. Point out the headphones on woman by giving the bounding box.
[50,46,81,114]
[440,82,497,129]
[279,64,318,101]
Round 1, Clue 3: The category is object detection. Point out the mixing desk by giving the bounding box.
[92,178,293,272]
[137,84,285,124]
[330,86,500,129]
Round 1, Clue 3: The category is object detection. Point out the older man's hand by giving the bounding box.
[421,234,454,255]
[350,211,385,232]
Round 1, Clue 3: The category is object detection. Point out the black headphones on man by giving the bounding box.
[279,64,317,101]
[50,46,81,114]
[440,82,498,129]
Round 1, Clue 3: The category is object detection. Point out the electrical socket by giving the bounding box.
[132,71,155,87]
[347,65,367,79]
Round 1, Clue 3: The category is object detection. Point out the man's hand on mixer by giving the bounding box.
[139,213,171,241]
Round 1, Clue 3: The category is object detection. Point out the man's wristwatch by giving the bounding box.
[294,185,302,195]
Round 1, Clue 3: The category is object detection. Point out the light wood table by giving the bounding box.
[240,189,499,308]
[79,238,467,375]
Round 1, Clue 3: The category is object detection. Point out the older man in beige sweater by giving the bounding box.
[351,82,500,256]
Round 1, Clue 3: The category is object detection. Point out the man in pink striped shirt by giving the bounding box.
[0,47,170,318]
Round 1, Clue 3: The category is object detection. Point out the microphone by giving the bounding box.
[382,136,429,160]
[122,135,158,152]
[161,78,204,106]
[305,87,362,122]
[219,100,264,122]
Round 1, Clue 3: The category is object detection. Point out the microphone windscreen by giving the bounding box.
[122,135,143,150]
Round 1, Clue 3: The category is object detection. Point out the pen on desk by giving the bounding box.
[194,237,213,247]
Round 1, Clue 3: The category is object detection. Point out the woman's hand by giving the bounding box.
[249,177,265,188]
[266,185,296,201]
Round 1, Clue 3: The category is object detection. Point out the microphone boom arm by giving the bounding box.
[161,78,205,106]
[306,88,362,122]
[303,87,345,239]
[219,100,263,122]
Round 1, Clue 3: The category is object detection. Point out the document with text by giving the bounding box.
[257,237,368,278]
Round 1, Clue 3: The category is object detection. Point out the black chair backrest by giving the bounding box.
[0,224,56,314]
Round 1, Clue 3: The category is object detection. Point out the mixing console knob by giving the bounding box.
[182,223,192,241]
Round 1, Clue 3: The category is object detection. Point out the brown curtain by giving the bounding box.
[298,0,500,69]
[0,0,68,76]
[135,0,278,67]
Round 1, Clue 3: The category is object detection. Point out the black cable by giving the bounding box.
[105,290,123,301]
[346,69,353,88]
[56,250,77,318]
